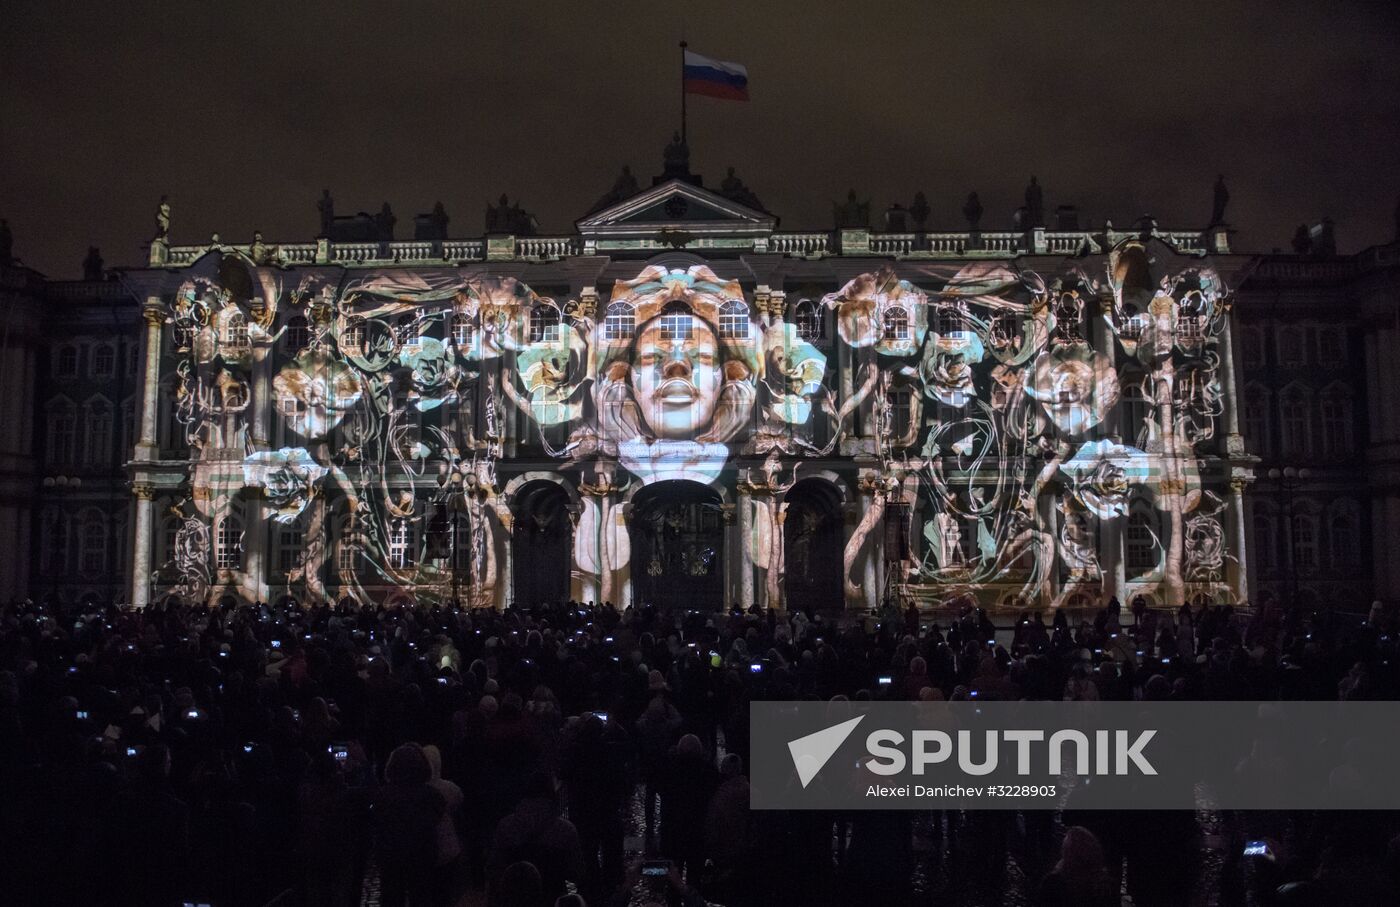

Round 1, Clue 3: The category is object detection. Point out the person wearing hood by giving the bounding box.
[423,743,465,905]
[375,743,446,907]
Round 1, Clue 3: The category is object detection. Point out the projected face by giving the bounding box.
[630,314,720,439]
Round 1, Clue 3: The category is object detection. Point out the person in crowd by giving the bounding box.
[2,594,1399,905]
[488,771,584,902]
[375,743,446,907]
[1035,826,1118,907]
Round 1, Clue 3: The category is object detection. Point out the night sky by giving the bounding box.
[3,0,1398,278]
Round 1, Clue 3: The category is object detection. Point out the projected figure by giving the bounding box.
[630,309,721,439]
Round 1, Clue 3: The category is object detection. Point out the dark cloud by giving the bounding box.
[2,0,1398,276]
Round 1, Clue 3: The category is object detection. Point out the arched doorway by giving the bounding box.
[512,481,573,606]
[783,479,844,610]
[631,481,724,610]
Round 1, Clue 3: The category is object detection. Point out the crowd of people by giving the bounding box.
[2,593,1400,907]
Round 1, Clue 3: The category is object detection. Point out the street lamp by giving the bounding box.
[1266,466,1311,609]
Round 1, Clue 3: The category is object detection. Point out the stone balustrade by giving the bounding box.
[154,225,1230,268]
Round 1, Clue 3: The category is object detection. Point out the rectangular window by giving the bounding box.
[92,345,115,377]
[1277,328,1305,366]
[49,413,76,463]
[86,412,111,466]
[278,528,303,573]
[1317,328,1344,363]
[389,520,416,569]
[56,347,79,377]
[216,519,243,570]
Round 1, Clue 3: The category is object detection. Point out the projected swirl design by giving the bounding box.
[160,243,1231,609]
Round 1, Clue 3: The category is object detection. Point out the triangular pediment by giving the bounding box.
[577,179,776,239]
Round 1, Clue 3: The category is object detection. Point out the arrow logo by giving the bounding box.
[787,715,865,788]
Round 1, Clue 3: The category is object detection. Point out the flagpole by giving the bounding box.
[679,40,688,145]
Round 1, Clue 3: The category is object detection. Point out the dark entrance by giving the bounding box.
[784,478,844,610]
[511,481,572,606]
[631,481,724,610]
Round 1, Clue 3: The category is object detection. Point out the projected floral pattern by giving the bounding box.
[159,238,1231,609]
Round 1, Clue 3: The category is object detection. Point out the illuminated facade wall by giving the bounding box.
[116,181,1264,611]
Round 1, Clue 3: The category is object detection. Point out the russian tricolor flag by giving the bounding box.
[683,50,749,101]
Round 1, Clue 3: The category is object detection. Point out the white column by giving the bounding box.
[1218,314,1244,455]
[498,511,514,609]
[242,494,267,603]
[131,483,155,607]
[1228,478,1250,604]
[738,489,755,608]
[137,301,163,457]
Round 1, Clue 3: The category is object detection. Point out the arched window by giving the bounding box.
[47,402,77,464]
[1328,505,1358,568]
[79,517,106,576]
[216,513,244,570]
[529,305,561,342]
[658,309,694,341]
[1242,385,1270,456]
[795,299,825,341]
[1125,507,1157,575]
[1279,386,1311,456]
[882,307,910,341]
[935,304,962,336]
[989,313,1022,353]
[1253,508,1278,574]
[283,316,309,353]
[55,346,79,378]
[1319,388,1353,457]
[1291,511,1318,574]
[84,399,112,466]
[389,519,416,569]
[339,321,366,357]
[718,299,749,339]
[602,302,635,340]
[91,344,115,377]
[223,313,250,350]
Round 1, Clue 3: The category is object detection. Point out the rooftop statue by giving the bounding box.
[661,131,691,181]
[484,195,539,236]
[155,195,171,241]
[317,190,334,237]
[909,191,931,230]
[591,165,640,213]
[963,192,983,231]
[374,203,396,241]
[1211,175,1230,226]
[718,166,764,211]
[82,246,103,281]
[1024,176,1044,228]
[833,189,870,229]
